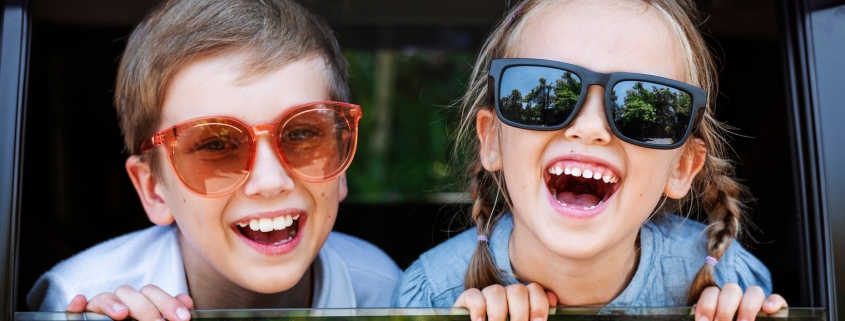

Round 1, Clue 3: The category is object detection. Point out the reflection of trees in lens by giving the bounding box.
[500,70,580,126]
[612,81,691,144]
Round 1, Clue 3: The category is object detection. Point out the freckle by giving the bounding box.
[571,150,574,153]
[639,194,642,197]
[183,198,186,203]
[321,192,325,197]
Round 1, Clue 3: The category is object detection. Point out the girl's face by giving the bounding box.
[481,2,702,260]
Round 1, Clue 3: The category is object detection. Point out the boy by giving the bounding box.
[26,0,400,319]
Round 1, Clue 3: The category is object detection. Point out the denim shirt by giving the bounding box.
[392,213,772,307]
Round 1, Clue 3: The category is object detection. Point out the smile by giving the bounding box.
[232,212,306,255]
[544,160,621,211]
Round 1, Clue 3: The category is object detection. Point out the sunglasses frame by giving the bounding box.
[138,101,362,197]
[488,58,707,149]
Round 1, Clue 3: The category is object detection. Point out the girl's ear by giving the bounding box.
[476,108,502,171]
[126,156,175,226]
[664,138,707,199]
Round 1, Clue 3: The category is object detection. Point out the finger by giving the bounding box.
[140,284,192,321]
[454,288,487,321]
[736,286,765,321]
[526,283,550,321]
[545,291,559,307]
[85,293,129,320]
[65,295,87,313]
[114,285,162,321]
[504,284,530,321]
[715,283,742,321]
[762,294,788,314]
[695,286,720,321]
[176,293,195,310]
[481,285,508,321]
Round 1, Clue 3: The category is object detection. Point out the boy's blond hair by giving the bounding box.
[116,0,350,174]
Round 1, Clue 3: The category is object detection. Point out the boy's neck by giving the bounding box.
[178,232,314,309]
[509,223,640,306]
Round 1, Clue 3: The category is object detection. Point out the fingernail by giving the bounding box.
[112,303,127,312]
[177,307,191,320]
[764,301,774,308]
[477,317,483,321]
[740,319,749,321]
[698,316,709,321]
[534,318,542,321]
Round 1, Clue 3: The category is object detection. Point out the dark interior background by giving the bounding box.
[16,0,806,311]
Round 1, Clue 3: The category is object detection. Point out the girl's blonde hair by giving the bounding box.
[456,0,747,305]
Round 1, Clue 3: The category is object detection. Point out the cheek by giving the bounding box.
[159,171,229,233]
[302,182,339,221]
[499,128,550,207]
[622,147,678,197]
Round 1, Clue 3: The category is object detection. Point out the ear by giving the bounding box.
[664,138,707,199]
[126,156,175,226]
[476,108,502,171]
[337,172,348,202]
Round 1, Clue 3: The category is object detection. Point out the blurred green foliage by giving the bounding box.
[343,50,475,203]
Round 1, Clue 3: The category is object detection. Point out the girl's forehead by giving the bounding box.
[516,1,686,82]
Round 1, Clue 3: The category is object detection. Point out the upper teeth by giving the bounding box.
[548,165,619,183]
[240,214,301,232]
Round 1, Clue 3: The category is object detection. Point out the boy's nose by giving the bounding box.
[563,85,613,145]
[242,136,295,198]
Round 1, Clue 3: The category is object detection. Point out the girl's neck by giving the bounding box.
[178,233,313,309]
[508,222,640,306]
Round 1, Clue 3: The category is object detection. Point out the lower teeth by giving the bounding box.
[274,236,293,244]
[556,199,605,210]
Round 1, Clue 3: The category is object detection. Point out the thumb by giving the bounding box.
[65,295,87,313]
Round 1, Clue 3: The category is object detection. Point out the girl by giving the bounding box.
[393,1,787,321]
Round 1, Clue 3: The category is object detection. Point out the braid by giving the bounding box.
[686,145,747,304]
[464,159,507,290]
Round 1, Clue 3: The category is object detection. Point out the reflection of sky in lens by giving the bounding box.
[612,81,686,105]
[501,66,577,96]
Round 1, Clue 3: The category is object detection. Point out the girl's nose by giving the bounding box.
[563,85,612,145]
[242,136,295,198]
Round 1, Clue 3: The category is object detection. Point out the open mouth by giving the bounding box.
[545,160,621,210]
[234,213,302,246]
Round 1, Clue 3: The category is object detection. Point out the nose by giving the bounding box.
[563,85,612,145]
[242,135,295,198]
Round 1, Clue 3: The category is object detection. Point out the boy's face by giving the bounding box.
[129,53,346,294]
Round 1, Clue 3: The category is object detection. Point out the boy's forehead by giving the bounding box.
[159,53,332,126]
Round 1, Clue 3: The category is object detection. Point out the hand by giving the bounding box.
[453,283,559,321]
[694,283,787,321]
[64,285,194,321]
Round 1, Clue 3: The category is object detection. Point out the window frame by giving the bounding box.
[0,0,843,319]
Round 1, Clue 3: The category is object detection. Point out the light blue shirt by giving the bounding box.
[29,224,402,311]
[392,213,772,307]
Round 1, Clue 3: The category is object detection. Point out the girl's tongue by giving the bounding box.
[556,191,602,207]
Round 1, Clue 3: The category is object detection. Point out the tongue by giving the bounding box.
[241,227,292,244]
[556,191,601,207]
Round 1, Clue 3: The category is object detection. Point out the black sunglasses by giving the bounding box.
[487,58,707,149]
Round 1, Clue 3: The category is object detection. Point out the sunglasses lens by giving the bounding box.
[609,81,693,146]
[277,105,353,181]
[173,120,252,196]
[499,66,582,127]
